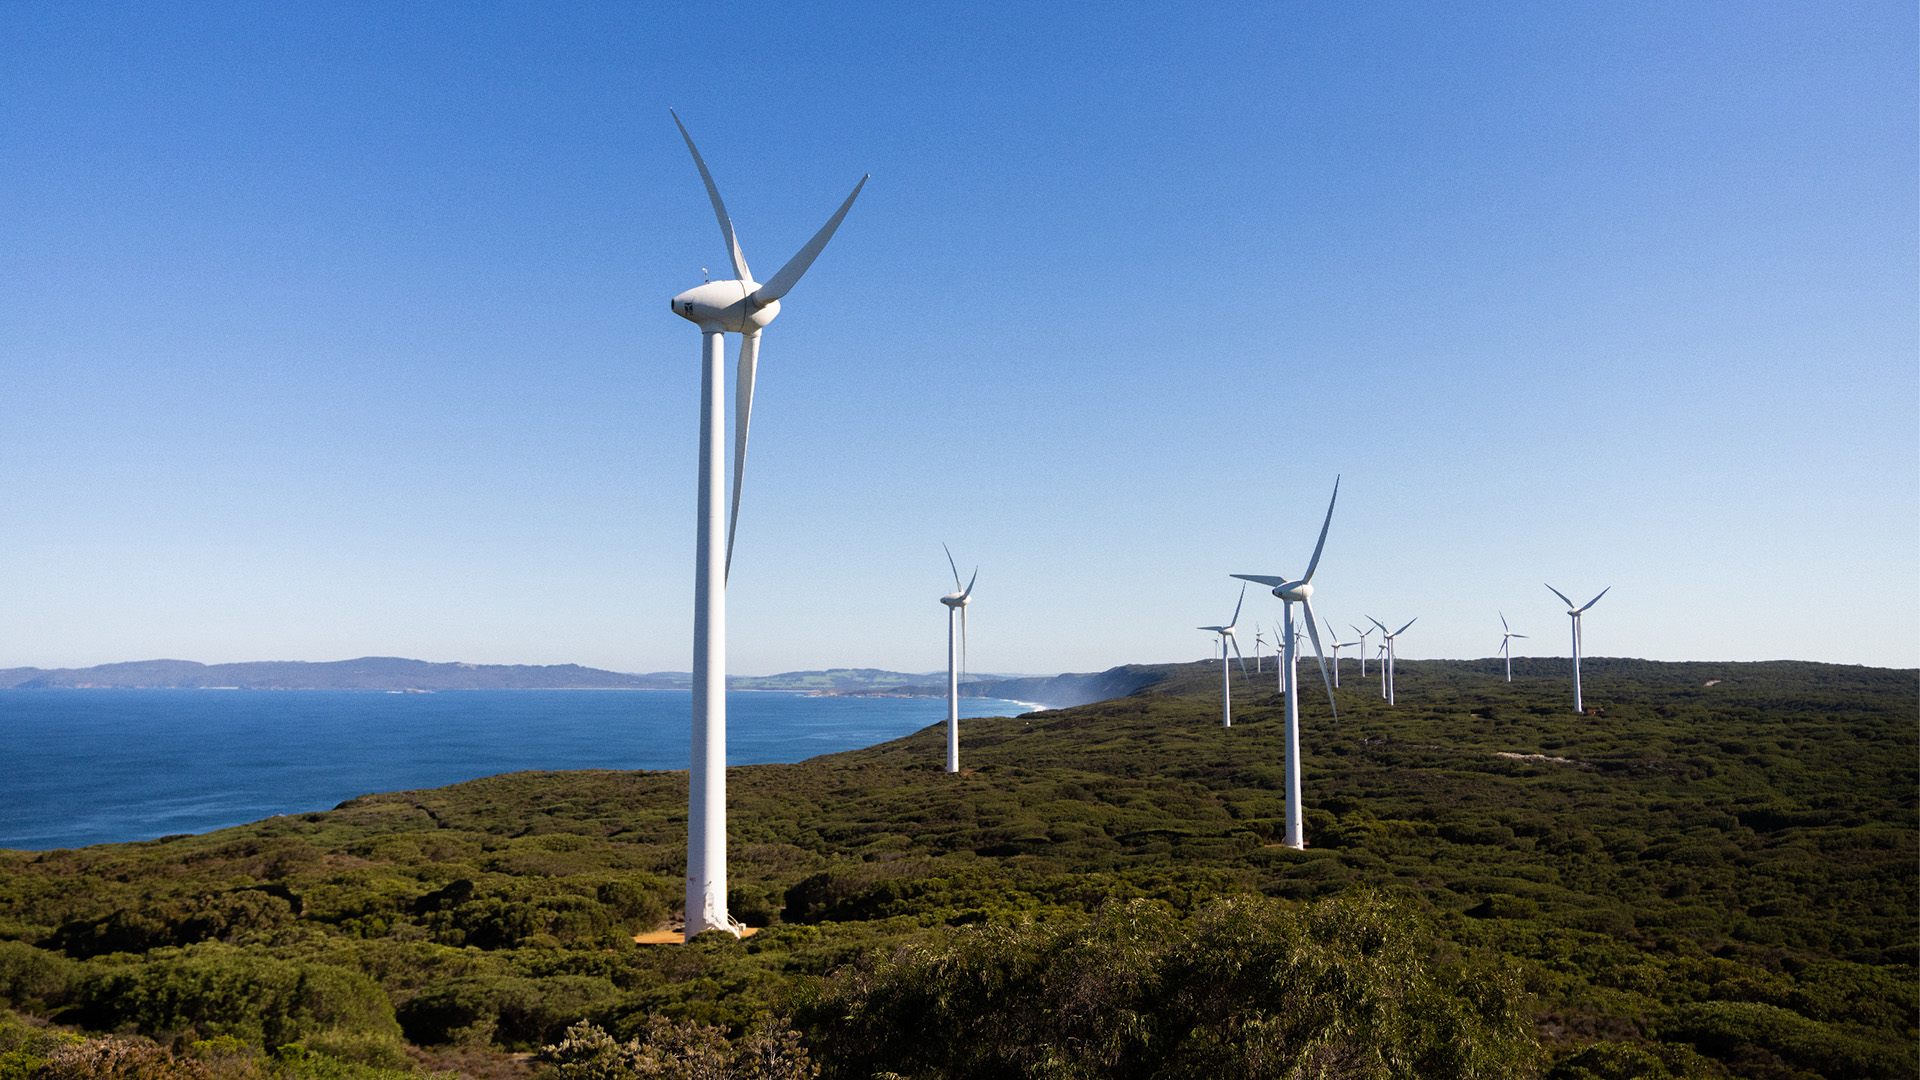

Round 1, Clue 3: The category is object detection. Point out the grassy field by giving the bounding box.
[0,657,1912,1079]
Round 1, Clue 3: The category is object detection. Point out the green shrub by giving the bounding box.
[799,892,1538,1080]
[75,946,399,1047]
[0,942,76,1012]
[396,974,620,1048]
[1664,1001,1910,1080]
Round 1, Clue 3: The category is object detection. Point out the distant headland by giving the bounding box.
[0,657,1131,705]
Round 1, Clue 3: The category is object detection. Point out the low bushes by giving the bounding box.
[794,891,1538,1080]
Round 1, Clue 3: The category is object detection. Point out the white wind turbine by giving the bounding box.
[1326,624,1360,688]
[939,545,977,774]
[1232,477,1341,850]
[1253,624,1267,675]
[1497,613,1529,682]
[1198,583,1251,727]
[1546,584,1610,713]
[1367,616,1417,705]
[1351,623,1372,679]
[668,111,867,940]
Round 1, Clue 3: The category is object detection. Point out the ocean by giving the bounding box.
[0,689,1036,851]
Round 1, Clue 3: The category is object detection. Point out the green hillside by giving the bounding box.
[0,658,1912,1079]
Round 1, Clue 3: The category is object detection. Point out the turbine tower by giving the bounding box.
[1232,477,1341,850]
[1198,583,1250,727]
[1253,624,1267,675]
[940,545,977,773]
[1497,612,1529,682]
[1367,617,1417,705]
[668,111,866,940]
[1351,623,1372,678]
[1546,584,1610,713]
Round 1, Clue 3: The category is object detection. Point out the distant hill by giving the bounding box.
[0,659,1055,693]
[0,657,685,691]
[836,663,1186,708]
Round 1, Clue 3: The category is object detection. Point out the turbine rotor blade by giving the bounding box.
[724,329,761,581]
[1500,611,1510,633]
[964,567,978,600]
[1545,583,1576,609]
[1368,616,1389,635]
[1301,598,1337,718]
[1395,617,1418,636]
[944,544,963,591]
[749,175,869,306]
[1301,475,1340,583]
[670,110,751,283]
[1229,582,1246,628]
[1578,586,1612,613]
[1230,634,1249,681]
[1513,633,1529,639]
[1231,574,1291,588]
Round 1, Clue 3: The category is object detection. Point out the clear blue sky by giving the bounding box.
[1,1,1913,675]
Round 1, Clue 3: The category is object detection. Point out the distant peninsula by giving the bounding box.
[0,657,1119,701]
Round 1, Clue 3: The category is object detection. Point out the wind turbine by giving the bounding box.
[1326,625,1360,688]
[940,546,977,774]
[1198,583,1251,727]
[1351,623,1372,678]
[1546,584,1610,713]
[1253,624,1267,675]
[1232,477,1341,849]
[1497,613,1529,682]
[1367,617,1417,705]
[668,111,867,940]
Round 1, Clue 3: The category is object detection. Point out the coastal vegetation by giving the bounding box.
[0,658,1911,1079]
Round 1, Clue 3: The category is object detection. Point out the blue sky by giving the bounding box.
[1,1,1913,675]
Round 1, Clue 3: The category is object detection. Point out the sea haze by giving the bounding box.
[0,690,1035,850]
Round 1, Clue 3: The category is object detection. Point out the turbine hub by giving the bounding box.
[671,280,779,334]
[940,593,970,608]
[1273,580,1312,602]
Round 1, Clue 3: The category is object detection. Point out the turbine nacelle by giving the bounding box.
[1273,580,1312,602]
[940,592,971,608]
[671,280,780,334]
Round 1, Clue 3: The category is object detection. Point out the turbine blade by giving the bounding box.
[1396,617,1418,636]
[1231,574,1290,588]
[1368,616,1389,634]
[1500,611,1510,633]
[723,329,760,581]
[1513,633,1528,639]
[1545,583,1576,609]
[1578,586,1612,613]
[1230,634,1248,681]
[964,567,978,600]
[1229,581,1246,628]
[944,543,963,591]
[670,110,751,283]
[749,175,869,305]
[1301,475,1340,582]
[1301,598,1337,718]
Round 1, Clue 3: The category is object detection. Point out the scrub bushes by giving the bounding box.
[796,892,1537,1080]
[540,1016,816,1080]
[71,945,399,1048]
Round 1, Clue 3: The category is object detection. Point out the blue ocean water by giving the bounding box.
[0,690,1035,851]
